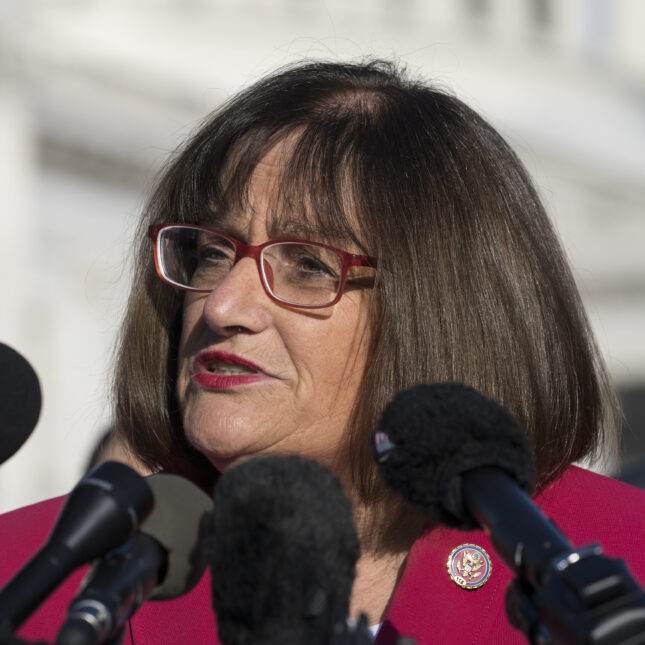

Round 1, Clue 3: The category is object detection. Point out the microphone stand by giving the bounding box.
[505,544,645,644]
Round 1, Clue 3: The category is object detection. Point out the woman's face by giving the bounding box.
[176,144,372,475]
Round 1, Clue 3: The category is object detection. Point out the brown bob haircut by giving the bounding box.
[113,58,618,498]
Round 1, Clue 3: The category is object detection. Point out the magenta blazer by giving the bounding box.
[1,465,644,644]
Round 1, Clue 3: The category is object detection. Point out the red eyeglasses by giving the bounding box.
[148,223,376,309]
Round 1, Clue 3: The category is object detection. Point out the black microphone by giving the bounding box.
[0,343,42,465]
[56,473,213,645]
[210,455,367,645]
[371,383,569,586]
[372,383,645,643]
[0,461,153,631]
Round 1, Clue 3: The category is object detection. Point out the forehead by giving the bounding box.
[208,137,365,248]
[213,210,353,246]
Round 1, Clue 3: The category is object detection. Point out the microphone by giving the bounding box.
[371,382,545,580]
[56,473,213,645]
[210,455,367,645]
[0,461,153,631]
[372,383,645,643]
[0,343,42,465]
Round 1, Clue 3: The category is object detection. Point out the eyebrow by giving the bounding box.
[204,209,356,247]
[269,220,353,244]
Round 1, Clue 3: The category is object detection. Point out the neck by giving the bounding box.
[328,452,425,626]
[348,495,424,625]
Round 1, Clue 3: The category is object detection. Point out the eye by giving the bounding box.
[294,251,335,276]
[285,246,341,283]
[196,242,234,265]
[264,243,342,292]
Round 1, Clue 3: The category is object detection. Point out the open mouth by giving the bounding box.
[195,351,262,378]
[204,360,257,376]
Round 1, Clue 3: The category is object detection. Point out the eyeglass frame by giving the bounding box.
[147,223,377,309]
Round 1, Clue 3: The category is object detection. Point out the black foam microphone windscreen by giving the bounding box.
[372,382,535,530]
[210,455,360,645]
[372,385,645,645]
[0,343,42,465]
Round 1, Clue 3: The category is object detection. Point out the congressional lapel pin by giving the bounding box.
[447,544,492,590]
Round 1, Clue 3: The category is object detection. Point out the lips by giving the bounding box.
[192,350,266,389]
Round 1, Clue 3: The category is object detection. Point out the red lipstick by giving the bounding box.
[192,350,266,389]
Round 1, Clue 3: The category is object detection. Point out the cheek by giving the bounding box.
[178,296,202,349]
[292,304,371,399]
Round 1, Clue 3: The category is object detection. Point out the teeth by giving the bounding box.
[207,361,256,375]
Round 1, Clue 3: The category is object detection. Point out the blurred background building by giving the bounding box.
[1,0,644,511]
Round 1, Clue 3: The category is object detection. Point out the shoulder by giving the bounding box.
[0,496,89,643]
[536,465,645,562]
[539,463,644,504]
[0,496,67,582]
[0,496,220,645]
[378,466,645,645]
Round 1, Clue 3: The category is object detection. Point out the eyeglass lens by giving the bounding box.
[158,226,343,306]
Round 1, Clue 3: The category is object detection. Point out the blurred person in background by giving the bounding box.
[1,59,644,644]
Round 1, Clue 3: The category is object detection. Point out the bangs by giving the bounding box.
[174,95,396,257]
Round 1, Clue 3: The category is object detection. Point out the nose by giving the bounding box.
[201,257,272,335]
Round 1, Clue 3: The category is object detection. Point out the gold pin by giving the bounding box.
[446,544,492,590]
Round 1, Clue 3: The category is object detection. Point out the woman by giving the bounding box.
[1,59,643,644]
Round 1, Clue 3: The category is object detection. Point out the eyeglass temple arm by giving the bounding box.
[347,253,377,269]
